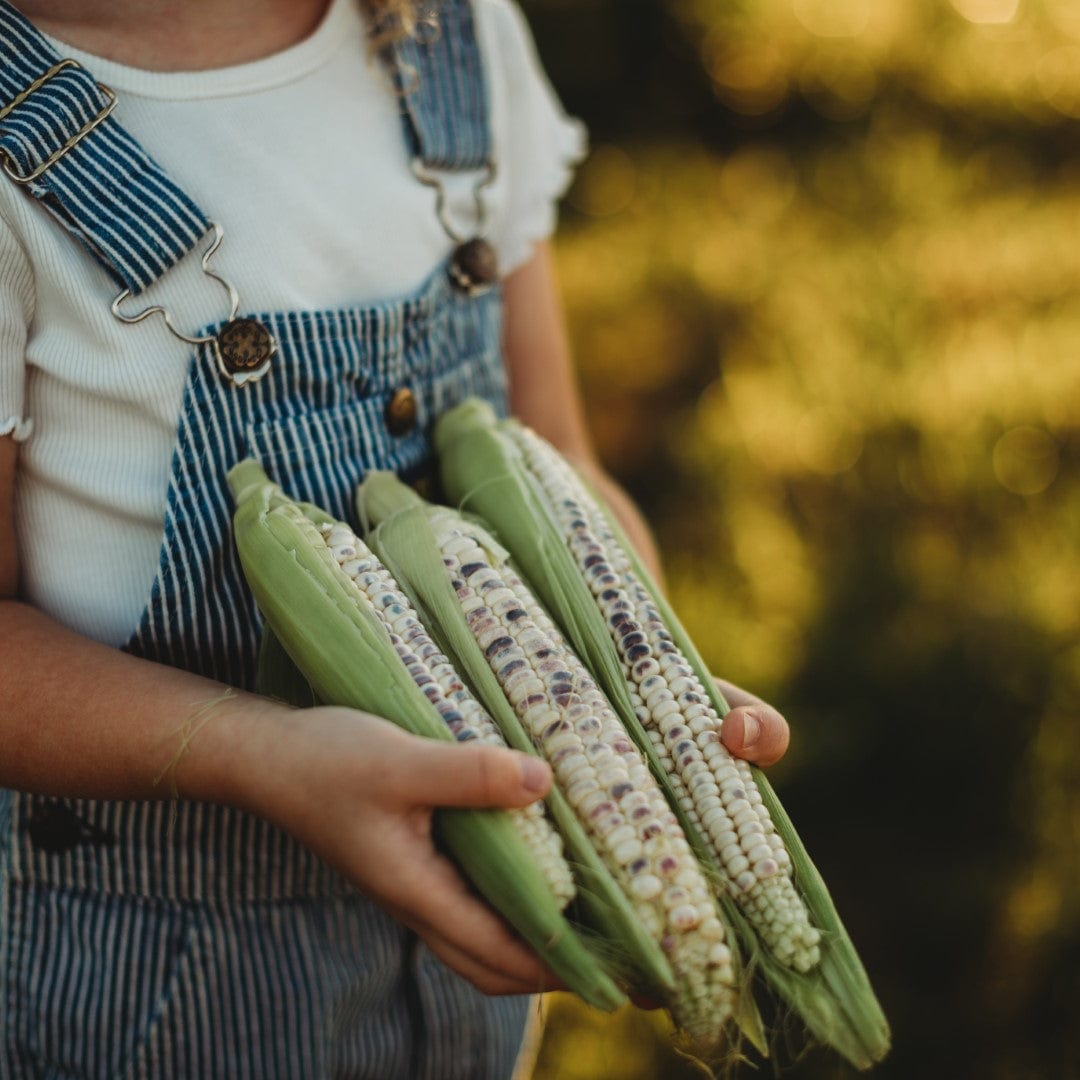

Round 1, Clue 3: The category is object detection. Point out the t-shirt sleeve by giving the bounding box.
[480,0,588,275]
[0,211,34,443]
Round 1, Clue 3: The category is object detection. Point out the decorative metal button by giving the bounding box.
[449,237,499,296]
[386,387,418,435]
[213,317,276,385]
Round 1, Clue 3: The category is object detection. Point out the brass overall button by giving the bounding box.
[215,317,276,380]
[386,387,418,435]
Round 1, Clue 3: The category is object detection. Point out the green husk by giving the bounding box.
[355,470,676,1000]
[227,457,625,1013]
[434,399,890,1070]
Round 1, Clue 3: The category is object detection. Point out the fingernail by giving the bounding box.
[740,712,761,751]
[521,757,550,794]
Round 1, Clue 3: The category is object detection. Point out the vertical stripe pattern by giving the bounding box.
[386,0,491,169]
[2,2,531,1075]
[1,878,528,1079]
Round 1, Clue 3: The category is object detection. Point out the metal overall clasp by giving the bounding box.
[111,223,277,386]
[411,157,499,296]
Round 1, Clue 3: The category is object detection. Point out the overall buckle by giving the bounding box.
[0,59,118,185]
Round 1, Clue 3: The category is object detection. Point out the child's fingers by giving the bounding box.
[392,738,553,810]
[373,842,554,985]
[717,697,790,767]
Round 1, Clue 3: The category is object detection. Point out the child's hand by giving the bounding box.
[714,679,791,767]
[240,704,564,997]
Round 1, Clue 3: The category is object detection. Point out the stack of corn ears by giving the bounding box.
[227,459,625,1013]
[430,398,891,1070]
[227,396,891,1067]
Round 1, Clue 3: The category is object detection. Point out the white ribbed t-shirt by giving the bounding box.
[0,0,585,646]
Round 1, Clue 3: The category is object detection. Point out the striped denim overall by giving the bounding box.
[0,4,532,1077]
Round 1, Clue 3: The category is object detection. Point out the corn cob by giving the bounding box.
[508,422,821,970]
[357,471,740,1051]
[434,398,891,1071]
[226,458,623,1012]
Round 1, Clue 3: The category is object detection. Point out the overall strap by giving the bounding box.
[383,0,491,170]
[0,1,211,295]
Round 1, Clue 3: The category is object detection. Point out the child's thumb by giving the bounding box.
[408,741,552,810]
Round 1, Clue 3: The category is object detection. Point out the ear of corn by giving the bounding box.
[357,470,745,1053]
[227,458,625,1013]
[355,473,677,1001]
[434,399,891,1071]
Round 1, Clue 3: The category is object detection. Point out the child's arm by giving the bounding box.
[0,433,559,995]
[502,243,790,767]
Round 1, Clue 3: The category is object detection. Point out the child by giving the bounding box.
[0,1,789,1075]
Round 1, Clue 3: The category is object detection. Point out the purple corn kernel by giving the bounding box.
[483,635,514,658]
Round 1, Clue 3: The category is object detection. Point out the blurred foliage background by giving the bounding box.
[520,0,1080,1077]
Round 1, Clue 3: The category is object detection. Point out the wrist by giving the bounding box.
[166,689,295,812]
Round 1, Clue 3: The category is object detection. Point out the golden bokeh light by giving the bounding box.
[791,0,872,39]
[568,142,638,218]
[949,0,1020,25]
[992,425,1060,495]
